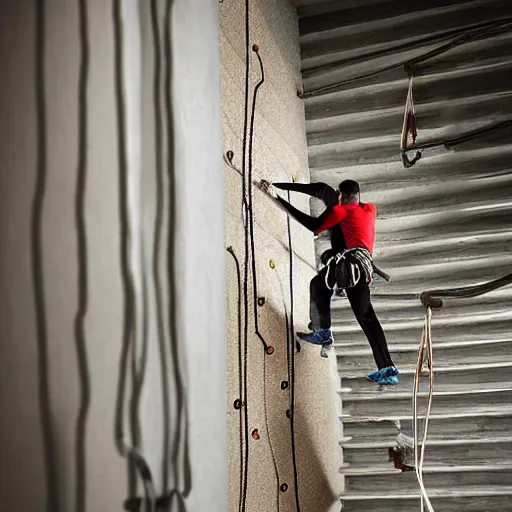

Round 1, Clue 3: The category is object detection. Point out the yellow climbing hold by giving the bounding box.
[269,259,276,269]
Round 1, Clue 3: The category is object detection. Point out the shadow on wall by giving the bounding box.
[295,405,340,512]
[231,285,340,511]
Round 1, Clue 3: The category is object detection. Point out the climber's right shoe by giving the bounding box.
[296,328,334,346]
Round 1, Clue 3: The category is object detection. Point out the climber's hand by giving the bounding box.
[259,179,278,198]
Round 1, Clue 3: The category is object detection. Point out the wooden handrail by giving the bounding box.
[420,271,512,308]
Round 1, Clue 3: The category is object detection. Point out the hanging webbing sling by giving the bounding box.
[401,75,422,168]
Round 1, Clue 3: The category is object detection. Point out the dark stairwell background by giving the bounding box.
[294,0,512,510]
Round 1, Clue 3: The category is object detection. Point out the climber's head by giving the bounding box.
[338,180,360,204]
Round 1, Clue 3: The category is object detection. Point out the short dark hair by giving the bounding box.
[338,179,360,198]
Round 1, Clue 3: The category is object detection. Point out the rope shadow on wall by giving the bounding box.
[33,1,59,510]
[75,0,92,511]
[113,0,191,510]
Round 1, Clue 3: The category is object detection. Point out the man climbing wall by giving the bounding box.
[259,179,399,385]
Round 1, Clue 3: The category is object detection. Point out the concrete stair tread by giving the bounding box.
[341,463,512,476]
[340,463,401,476]
[340,485,512,500]
[338,386,512,401]
[343,435,512,450]
[340,407,512,423]
[334,338,512,354]
[340,361,512,378]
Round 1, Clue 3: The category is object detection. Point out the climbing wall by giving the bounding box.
[220,1,344,511]
[295,0,512,510]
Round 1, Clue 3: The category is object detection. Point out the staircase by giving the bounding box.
[294,0,512,509]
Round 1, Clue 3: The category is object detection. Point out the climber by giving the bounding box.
[259,178,399,385]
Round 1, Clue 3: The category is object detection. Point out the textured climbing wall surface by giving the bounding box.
[295,0,512,510]
[220,1,343,511]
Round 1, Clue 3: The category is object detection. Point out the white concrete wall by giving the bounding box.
[220,1,343,511]
[0,1,225,511]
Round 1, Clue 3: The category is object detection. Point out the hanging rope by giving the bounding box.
[412,308,435,512]
[247,45,270,353]
[226,247,249,512]
[286,192,302,512]
[400,75,422,168]
[413,270,512,511]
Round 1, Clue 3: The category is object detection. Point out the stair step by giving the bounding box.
[331,319,512,345]
[343,435,512,450]
[340,463,400,476]
[340,486,512,512]
[337,341,512,370]
[340,362,512,393]
[346,467,512,493]
[342,414,512,443]
[340,388,512,418]
[342,439,512,467]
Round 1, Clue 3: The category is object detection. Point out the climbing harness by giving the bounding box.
[324,247,380,295]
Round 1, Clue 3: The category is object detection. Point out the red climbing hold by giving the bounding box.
[252,44,259,52]
[266,346,275,355]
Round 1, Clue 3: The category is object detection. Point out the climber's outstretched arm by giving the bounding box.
[273,181,339,208]
[259,179,329,232]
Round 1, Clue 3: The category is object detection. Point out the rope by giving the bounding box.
[400,75,422,168]
[227,247,248,512]
[286,192,302,512]
[412,308,435,512]
[413,270,512,511]
[239,2,253,509]
[301,17,512,98]
[247,46,269,352]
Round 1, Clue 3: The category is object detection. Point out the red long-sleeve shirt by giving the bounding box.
[314,202,377,254]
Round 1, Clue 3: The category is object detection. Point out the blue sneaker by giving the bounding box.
[296,328,333,345]
[367,367,400,385]
[386,366,399,377]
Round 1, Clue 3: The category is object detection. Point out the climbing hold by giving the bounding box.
[257,297,266,307]
[226,150,234,162]
[251,429,260,440]
[285,409,291,419]
[233,399,242,410]
[280,381,289,390]
[269,259,276,269]
[280,483,288,492]
[296,341,301,353]
[266,346,275,355]
[252,44,259,52]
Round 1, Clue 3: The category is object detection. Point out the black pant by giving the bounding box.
[310,264,394,370]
